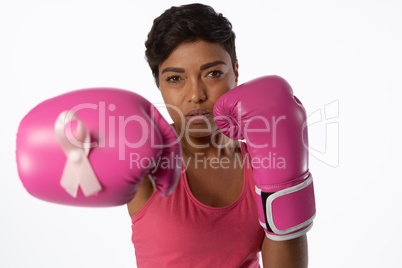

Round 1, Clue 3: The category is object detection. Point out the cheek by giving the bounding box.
[228,73,238,89]
[160,91,184,123]
[160,89,178,105]
[211,80,236,101]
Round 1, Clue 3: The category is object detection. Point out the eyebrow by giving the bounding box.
[161,60,227,74]
[161,67,185,74]
[200,60,226,70]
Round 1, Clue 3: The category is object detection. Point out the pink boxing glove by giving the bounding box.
[16,88,182,207]
[214,75,315,241]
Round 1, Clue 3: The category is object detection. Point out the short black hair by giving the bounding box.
[145,3,237,86]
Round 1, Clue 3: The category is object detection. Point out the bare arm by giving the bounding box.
[261,234,308,268]
[127,175,155,217]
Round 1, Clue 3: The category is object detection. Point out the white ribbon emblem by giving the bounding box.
[54,111,102,197]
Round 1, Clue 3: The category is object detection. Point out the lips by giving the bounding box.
[186,108,210,117]
[186,108,210,124]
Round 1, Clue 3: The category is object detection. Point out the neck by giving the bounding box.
[179,128,239,160]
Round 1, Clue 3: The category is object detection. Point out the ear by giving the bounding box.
[234,61,239,84]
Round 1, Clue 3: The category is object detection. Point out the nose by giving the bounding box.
[185,77,207,103]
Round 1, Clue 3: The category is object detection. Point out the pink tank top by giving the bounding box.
[131,142,264,267]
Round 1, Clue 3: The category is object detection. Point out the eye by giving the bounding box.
[207,70,223,78]
[166,75,182,83]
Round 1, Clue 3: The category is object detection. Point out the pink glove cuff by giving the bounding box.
[256,173,316,241]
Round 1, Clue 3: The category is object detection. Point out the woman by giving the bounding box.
[128,4,308,267]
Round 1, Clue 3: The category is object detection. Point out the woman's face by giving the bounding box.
[158,40,238,141]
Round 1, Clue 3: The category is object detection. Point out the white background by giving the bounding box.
[1,0,401,267]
